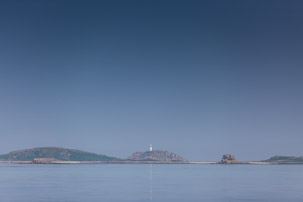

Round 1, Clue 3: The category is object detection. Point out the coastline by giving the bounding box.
[1,160,302,165]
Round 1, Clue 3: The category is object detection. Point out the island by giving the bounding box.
[0,147,121,163]
[262,155,303,164]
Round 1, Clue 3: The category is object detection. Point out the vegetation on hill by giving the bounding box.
[264,156,303,163]
[0,147,121,161]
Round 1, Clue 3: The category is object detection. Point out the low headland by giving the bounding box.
[0,147,302,165]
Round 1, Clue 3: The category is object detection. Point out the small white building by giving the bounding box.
[149,144,152,151]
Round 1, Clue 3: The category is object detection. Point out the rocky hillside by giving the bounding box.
[128,150,187,162]
[264,155,303,163]
[220,154,240,164]
[0,147,120,161]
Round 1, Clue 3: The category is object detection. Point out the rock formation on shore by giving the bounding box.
[128,150,187,162]
[220,154,240,164]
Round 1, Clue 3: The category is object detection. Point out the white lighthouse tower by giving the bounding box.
[149,144,152,152]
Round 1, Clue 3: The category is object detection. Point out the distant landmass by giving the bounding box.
[263,155,303,164]
[0,147,120,161]
[218,154,303,164]
[0,147,188,163]
[0,147,302,165]
[128,150,187,162]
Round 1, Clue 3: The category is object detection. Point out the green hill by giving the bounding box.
[264,155,303,163]
[0,147,121,161]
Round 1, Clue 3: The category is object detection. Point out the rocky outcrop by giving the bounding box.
[128,150,187,162]
[220,154,240,164]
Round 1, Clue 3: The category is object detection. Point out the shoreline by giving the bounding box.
[1,161,302,165]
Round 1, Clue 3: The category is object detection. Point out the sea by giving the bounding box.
[0,163,302,202]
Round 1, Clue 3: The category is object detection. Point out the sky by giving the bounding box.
[0,0,302,161]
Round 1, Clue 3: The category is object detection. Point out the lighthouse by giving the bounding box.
[149,144,152,152]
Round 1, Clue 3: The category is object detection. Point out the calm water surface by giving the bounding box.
[0,163,302,202]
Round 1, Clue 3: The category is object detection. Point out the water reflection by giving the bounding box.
[149,164,152,200]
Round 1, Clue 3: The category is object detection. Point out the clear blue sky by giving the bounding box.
[0,0,302,161]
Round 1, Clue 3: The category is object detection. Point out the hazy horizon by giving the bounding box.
[0,0,303,161]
